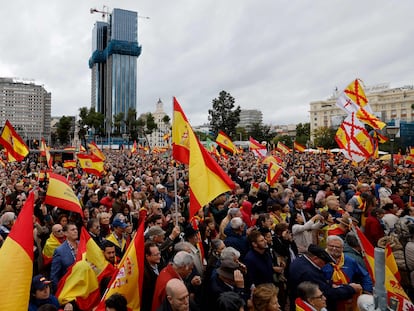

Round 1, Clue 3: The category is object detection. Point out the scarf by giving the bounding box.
[331,253,349,285]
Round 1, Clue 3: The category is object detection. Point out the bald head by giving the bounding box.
[166,279,189,311]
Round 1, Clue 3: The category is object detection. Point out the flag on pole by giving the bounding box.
[0,120,29,162]
[131,141,137,154]
[216,131,238,154]
[97,218,146,311]
[77,153,104,176]
[56,227,115,310]
[249,137,267,158]
[294,141,306,152]
[385,243,401,282]
[335,113,374,163]
[173,98,235,217]
[277,141,291,155]
[40,138,53,169]
[265,162,283,187]
[63,160,77,169]
[172,97,190,164]
[80,145,87,153]
[0,192,35,310]
[88,141,106,161]
[44,172,83,214]
[354,226,414,310]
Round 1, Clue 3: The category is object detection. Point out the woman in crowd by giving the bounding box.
[250,283,280,311]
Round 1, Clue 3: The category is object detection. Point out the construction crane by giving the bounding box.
[90,6,150,20]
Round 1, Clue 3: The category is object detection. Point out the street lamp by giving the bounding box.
[386,125,400,171]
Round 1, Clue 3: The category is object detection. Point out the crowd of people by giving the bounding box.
[1,147,414,311]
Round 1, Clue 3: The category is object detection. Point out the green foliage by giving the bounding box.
[235,127,248,141]
[208,91,241,138]
[78,107,105,142]
[313,126,337,149]
[296,123,310,145]
[113,112,125,135]
[56,116,74,145]
[248,123,273,144]
[273,135,293,148]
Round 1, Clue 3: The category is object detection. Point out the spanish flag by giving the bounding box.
[88,141,106,161]
[216,130,238,154]
[0,192,35,310]
[40,138,53,168]
[97,217,146,311]
[44,172,83,214]
[277,141,291,155]
[172,97,190,164]
[56,227,115,310]
[294,141,306,152]
[42,233,63,266]
[64,146,76,152]
[131,140,137,154]
[173,98,235,217]
[63,160,77,169]
[80,145,87,153]
[266,162,282,187]
[0,120,29,162]
[249,137,267,158]
[354,226,414,310]
[77,153,104,176]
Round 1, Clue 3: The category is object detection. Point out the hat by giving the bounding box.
[217,257,239,280]
[147,225,166,237]
[308,244,334,263]
[112,219,128,229]
[156,184,166,190]
[337,214,358,227]
[184,225,198,239]
[32,274,51,291]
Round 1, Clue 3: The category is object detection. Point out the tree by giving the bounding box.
[313,126,337,149]
[78,107,105,141]
[56,116,74,145]
[296,123,310,145]
[208,91,241,139]
[248,122,273,144]
[136,113,158,148]
[113,112,125,135]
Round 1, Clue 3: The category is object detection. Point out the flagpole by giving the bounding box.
[172,97,179,227]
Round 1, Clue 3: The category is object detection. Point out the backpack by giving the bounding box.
[394,217,414,248]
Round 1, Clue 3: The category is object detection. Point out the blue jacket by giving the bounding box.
[288,255,355,311]
[50,240,76,290]
[28,295,60,311]
[244,249,274,289]
[223,226,249,260]
[322,254,373,293]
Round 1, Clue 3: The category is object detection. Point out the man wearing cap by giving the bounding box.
[147,225,181,266]
[288,244,361,311]
[29,274,60,311]
[106,219,127,261]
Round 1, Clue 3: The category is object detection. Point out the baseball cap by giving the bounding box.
[147,225,166,238]
[32,274,51,291]
[308,244,334,263]
[112,219,127,229]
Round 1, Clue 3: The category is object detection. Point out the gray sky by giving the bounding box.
[1,1,413,126]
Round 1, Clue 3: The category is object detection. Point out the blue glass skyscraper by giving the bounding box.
[89,8,141,134]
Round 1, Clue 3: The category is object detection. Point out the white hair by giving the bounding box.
[172,251,194,268]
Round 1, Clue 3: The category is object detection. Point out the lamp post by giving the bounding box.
[386,125,399,171]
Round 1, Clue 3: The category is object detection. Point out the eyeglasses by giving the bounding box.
[327,244,343,249]
[311,294,325,299]
[54,230,63,233]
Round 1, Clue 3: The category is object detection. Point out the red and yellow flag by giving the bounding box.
[77,153,104,176]
[80,145,87,153]
[294,141,306,152]
[0,192,35,310]
[249,137,267,158]
[88,141,106,161]
[172,97,190,164]
[44,172,83,214]
[266,162,283,187]
[97,218,146,311]
[131,141,137,154]
[64,146,76,152]
[354,226,414,310]
[63,160,77,169]
[57,227,115,310]
[277,141,291,155]
[174,98,235,217]
[0,120,29,162]
[42,233,62,266]
[385,243,401,282]
[216,131,238,154]
[40,138,53,169]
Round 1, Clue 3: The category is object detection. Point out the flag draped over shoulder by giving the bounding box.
[40,138,53,168]
[0,120,29,162]
[249,137,267,158]
[44,172,83,214]
[216,131,238,154]
[0,192,35,310]
[172,97,190,164]
[56,228,115,310]
[88,141,106,161]
[173,98,235,217]
[354,226,414,310]
[335,113,374,163]
[77,153,104,176]
[97,218,146,311]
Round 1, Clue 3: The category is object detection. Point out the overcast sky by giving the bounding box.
[1,1,413,126]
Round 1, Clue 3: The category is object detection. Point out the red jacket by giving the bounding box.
[151,263,181,311]
[364,215,384,246]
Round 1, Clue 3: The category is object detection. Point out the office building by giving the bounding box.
[0,77,51,143]
[238,109,263,131]
[89,8,141,135]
